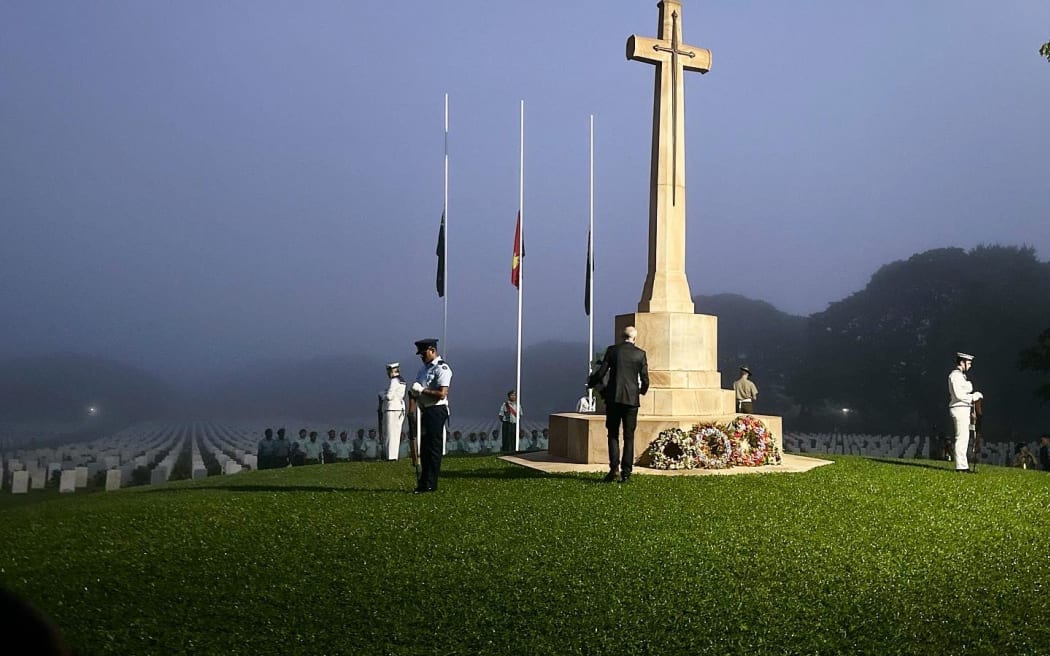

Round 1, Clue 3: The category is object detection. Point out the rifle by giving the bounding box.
[411,404,421,480]
[971,397,983,473]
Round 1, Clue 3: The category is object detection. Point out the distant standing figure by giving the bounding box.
[733,366,758,414]
[257,428,275,470]
[948,352,983,473]
[588,326,649,484]
[291,429,308,466]
[498,390,521,453]
[272,428,290,468]
[379,362,407,461]
[1012,444,1037,469]
[410,338,452,494]
[352,429,366,462]
[364,429,379,460]
[302,431,322,465]
[1039,434,1050,471]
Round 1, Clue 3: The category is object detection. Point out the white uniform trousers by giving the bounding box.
[950,406,971,470]
[383,410,405,460]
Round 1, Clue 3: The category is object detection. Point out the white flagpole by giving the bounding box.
[443,93,449,358]
[515,99,524,452]
[588,114,594,407]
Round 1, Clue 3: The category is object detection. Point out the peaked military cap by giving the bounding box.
[956,352,975,361]
[414,338,439,354]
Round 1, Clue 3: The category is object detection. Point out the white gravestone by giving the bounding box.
[74,466,89,488]
[105,469,122,491]
[11,470,29,494]
[59,470,77,493]
[30,469,46,490]
[223,461,242,475]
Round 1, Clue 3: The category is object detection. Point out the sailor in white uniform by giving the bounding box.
[379,362,407,461]
[948,352,983,473]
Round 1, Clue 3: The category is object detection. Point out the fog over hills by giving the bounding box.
[4,246,1048,440]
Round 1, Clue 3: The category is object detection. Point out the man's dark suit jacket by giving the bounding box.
[589,342,649,407]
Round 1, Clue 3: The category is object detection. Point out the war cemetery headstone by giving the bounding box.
[11,470,29,494]
[30,469,46,489]
[74,466,88,488]
[59,470,76,493]
[105,469,122,491]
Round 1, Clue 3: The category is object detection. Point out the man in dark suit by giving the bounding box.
[588,326,649,483]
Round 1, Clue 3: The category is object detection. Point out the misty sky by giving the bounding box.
[2,1,1049,381]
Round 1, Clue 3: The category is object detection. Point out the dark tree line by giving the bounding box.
[786,246,1050,438]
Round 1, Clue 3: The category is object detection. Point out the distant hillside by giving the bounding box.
[694,293,808,416]
[794,246,1050,436]
[0,353,178,425]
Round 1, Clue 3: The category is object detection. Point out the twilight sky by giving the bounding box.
[2,0,1049,380]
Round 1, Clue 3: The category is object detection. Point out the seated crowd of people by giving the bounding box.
[256,426,550,468]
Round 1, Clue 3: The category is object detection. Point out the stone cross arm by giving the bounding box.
[626,35,711,73]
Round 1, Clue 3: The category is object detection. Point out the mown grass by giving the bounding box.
[2,456,1049,655]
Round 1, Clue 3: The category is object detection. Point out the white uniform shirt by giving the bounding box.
[948,369,977,408]
[363,437,378,459]
[415,357,453,407]
[332,439,351,460]
[382,377,407,411]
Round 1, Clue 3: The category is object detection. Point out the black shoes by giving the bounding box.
[619,474,631,484]
[602,471,619,483]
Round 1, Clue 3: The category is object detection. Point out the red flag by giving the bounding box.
[511,211,522,289]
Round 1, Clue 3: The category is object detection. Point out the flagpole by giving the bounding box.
[515,99,524,453]
[588,114,594,406]
[443,93,449,357]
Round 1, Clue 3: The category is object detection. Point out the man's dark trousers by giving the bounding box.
[420,405,449,490]
[606,401,638,476]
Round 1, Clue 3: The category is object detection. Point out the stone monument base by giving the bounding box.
[548,412,783,466]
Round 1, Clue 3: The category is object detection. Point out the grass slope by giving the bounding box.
[2,456,1049,655]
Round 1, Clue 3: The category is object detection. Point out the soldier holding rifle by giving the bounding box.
[409,338,452,494]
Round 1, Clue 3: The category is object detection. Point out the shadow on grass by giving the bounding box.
[441,466,603,484]
[145,484,407,495]
[865,457,955,472]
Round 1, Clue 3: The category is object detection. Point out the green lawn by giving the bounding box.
[2,456,1048,655]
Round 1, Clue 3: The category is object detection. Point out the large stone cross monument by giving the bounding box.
[548,0,782,464]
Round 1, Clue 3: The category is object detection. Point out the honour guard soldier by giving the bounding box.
[733,366,758,414]
[409,338,452,494]
[948,352,983,473]
[379,363,407,461]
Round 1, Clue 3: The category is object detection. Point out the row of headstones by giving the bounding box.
[198,424,254,474]
[784,432,1025,467]
[5,425,183,494]
[785,433,928,459]
[2,423,177,484]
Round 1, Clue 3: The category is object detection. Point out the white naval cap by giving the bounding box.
[956,352,975,361]
[386,362,400,369]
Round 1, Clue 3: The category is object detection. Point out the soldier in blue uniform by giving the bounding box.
[409,338,453,494]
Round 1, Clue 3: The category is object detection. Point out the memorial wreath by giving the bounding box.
[645,424,733,470]
[726,415,781,467]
